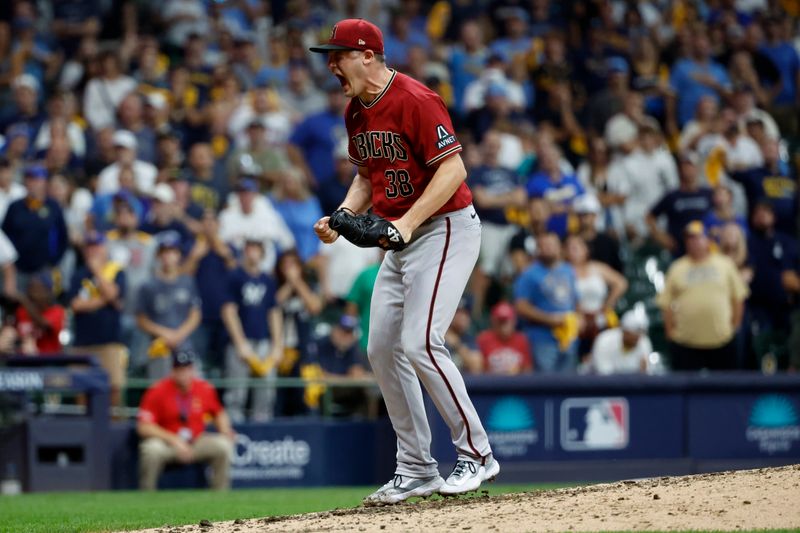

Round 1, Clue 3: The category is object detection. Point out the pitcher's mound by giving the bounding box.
[139,464,800,533]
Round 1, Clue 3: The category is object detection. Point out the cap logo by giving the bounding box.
[358,38,366,45]
[330,25,338,39]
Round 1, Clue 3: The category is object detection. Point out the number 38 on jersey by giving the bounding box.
[384,169,414,198]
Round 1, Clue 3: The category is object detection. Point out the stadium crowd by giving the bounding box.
[0,0,799,417]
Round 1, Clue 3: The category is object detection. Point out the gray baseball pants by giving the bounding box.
[367,205,492,478]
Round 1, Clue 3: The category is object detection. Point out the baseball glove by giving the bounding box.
[328,208,407,251]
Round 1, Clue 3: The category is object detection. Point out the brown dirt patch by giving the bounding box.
[132,465,800,533]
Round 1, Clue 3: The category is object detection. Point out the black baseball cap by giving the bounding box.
[172,348,197,368]
[309,19,384,55]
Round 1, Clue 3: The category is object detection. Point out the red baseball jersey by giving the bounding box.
[138,377,223,440]
[346,70,472,220]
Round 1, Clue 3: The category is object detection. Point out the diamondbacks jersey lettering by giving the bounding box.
[346,70,472,220]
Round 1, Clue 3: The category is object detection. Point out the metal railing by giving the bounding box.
[118,376,383,420]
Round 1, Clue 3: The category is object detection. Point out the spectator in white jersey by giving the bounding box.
[589,308,653,375]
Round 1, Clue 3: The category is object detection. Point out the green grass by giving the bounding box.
[0,483,554,533]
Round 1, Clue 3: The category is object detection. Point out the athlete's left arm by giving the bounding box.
[393,154,467,241]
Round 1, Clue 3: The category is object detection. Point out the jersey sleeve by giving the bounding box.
[410,94,462,167]
[222,270,240,306]
[513,270,535,302]
[202,382,223,417]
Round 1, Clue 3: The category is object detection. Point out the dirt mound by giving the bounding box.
[136,464,800,533]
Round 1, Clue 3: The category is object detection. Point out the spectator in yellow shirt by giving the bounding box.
[657,221,749,370]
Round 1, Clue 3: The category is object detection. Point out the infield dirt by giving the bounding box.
[136,464,800,533]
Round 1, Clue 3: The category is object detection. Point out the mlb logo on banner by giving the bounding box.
[560,397,629,451]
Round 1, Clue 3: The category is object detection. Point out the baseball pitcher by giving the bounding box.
[311,18,499,505]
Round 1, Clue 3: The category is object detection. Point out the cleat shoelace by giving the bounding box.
[451,460,476,479]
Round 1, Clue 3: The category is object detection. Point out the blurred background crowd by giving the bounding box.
[0,0,799,418]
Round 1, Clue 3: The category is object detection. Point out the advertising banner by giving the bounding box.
[231,423,323,488]
[229,421,384,488]
[429,392,683,463]
[688,393,800,458]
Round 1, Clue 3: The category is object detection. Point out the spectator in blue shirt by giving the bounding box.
[304,314,368,416]
[288,81,347,187]
[382,11,429,70]
[136,231,202,379]
[469,129,527,318]
[489,8,532,64]
[210,0,264,35]
[51,0,100,57]
[309,315,366,377]
[1,166,68,282]
[448,20,490,117]
[647,154,713,256]
[90,185,146,233]
[252,35,289,89]
[117,93,157,164]
[760,17,800,108]
[317,142,354,216]
[0,124,31,171]
[184,209,237,377]
[1,75,45,151]
[513,232,579,373]
[669,32,732,127]
[703,185,749,243]
[68,230,127,408]
[304,315,368,415]
[747,200,797,369]
[271,167,323,265]
[140,183,193,252]
[729,138,797,236]
[220,237,283,422]
[186,142,228,213]
[526,142,585,238]
[9,17,57,90]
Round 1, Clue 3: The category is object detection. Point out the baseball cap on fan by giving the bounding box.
[309,19,384,55]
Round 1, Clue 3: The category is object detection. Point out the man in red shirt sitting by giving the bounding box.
[476,302,534,375]
[137,348,235,490]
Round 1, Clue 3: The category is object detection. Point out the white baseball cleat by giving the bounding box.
[362,474,445,506]
[439,457,501,495]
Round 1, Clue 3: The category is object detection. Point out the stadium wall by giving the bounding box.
[2,362,800,490]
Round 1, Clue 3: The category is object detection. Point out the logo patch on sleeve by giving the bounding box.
[435,124,457,150]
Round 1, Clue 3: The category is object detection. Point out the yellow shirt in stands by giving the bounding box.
[657,253,749,348]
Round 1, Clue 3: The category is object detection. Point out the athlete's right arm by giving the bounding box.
[314,166,372,244]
